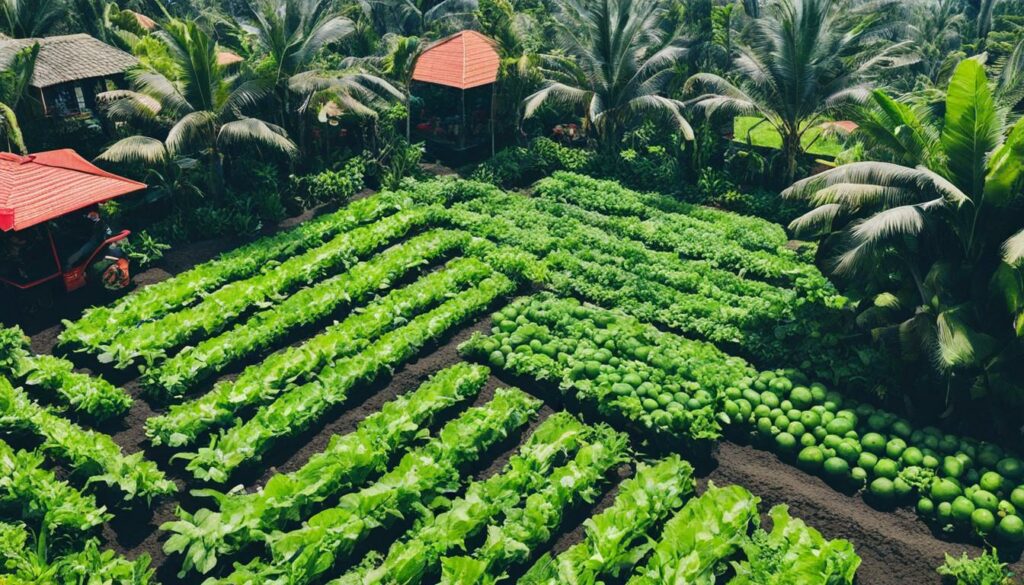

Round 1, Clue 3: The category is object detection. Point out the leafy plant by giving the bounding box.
[785,59,1024,422]
[938,549,1015,585]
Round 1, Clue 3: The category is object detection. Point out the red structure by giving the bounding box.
[410,31,501,158]
[0,150,145,292]
[412,30,500,90]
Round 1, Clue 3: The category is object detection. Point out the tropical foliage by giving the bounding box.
[785,58,1024,420]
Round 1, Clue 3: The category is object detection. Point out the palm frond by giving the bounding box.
[788,202,843,237]
[218,118,298,157]
[96,136,170,166]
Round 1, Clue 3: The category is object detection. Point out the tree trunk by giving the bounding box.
[783,130,801,185]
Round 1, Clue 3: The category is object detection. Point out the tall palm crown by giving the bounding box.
[686,0,913,182]
[784,59,1024,415]
[523,0,693,151]
[0,0,62,38]
[98,19,296,189]
[359,0,478,38]
[243,0,354,85]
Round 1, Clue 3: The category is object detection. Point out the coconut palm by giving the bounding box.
[97,19,297,193]
[358,0,478,38]
[241,0,354,104]
[523,0,694,152]
[686,0,915,182]
[0,42,34,153]
[784,59,1024,418]
[0,0,63,38]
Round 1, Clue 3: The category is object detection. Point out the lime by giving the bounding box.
[857,451,879,471]
[1011,487,1024,510]
[998,458,1024,481]
[951,496,975,522]
[869,477,895,502]
[789,386,813,409]
[917,497,935,516]
[874,458,899,480]
[901,447,924,467]
[997,515,1024,542]
[972,489,999,512]
[775,432,798,454]
[861,432,887,455]
[942,456,964,479]
[980,471,1005,494]
[798,446,825,471]
[931,478,962,503]
[972,508,997,535]
[885,438,907,460]
[824,457,850,478]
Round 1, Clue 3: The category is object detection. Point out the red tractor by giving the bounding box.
[1,150,146,295]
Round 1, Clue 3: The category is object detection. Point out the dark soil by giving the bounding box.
[7,206,1024,585]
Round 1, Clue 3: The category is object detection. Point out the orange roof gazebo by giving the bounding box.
[412,30,500,90]
[410,31,501,156]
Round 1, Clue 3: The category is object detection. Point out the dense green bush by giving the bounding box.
[471,138,594,188]
[290,158,367,208]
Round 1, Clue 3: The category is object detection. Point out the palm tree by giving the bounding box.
[0,42,35,153]
[783,59,1024,420]
[97,19,297,193]
[477,0,542,140]
[523,0,694,152]
[686,0,914,182]
[358,0,478,38]
[240,0,354,113]
[0,0,63,38]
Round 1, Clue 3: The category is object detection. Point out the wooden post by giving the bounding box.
[490,82,496,157]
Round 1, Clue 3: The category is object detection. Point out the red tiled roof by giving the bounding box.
[217,51,244,66]
[0,150,146,232]
[412,30,500,90]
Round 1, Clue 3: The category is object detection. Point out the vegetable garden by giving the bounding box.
[2,173,1022,584]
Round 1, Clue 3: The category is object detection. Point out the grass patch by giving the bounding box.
[733,116,845,158]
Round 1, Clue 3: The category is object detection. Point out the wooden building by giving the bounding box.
[0,34,139,119]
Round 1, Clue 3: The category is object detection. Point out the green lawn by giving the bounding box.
[733,116,845,158]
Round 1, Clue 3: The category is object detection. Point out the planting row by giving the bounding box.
[164,363,492,575]
[60,190,410,353]
[461,293,753,443]
[142,228,472,399]
[725,370,1024,544]
[1,327,131,421]
[176,271,514,482]
[471,294,1024,545]
[211,385,545,584]
[533,172,835,298]
[98,207,439,368]
[0,377,175,503]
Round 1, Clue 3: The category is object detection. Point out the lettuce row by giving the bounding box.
[331,411,590,585]
[520,455,695,585]
[534,177,834,299]
[146,256,496,449]
[453,192,794,310]
[212,386,543,585]
[0,521,155,584]
[161,362,489,577]
[99,207,437,368]
[179,273,515,482]
[627,483,760,585]
[0,328,131,422]
[60,191,406,352]
[728,504,861,585]
[537,171,788,252]
[142,228,471,399]
[0,377,175,504]
[0,438,110,536]
[437,423,630,585]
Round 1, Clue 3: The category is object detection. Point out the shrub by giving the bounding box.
[292,157,367,208]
